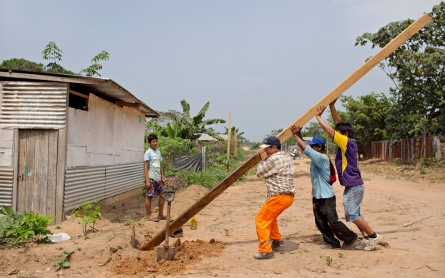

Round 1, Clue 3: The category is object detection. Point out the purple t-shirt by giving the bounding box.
[333,131,364,186]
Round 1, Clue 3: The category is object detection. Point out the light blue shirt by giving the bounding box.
[303,146,335,199]
[144,148,162,182]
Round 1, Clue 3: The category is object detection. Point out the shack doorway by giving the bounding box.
[17,129,58,218]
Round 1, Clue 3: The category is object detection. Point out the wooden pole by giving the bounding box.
[233,130,238,158]
[139,13,431,251]
[226,112,231,171]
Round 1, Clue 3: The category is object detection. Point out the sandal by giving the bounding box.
[147,217,160,222]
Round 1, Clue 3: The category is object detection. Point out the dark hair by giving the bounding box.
[276,144,281,150]
[147,133,158,143]
[311,144,326,151]
[335,122,354,139]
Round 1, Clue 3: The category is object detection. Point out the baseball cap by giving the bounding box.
[306,135,326,145]
[259,136,281,148]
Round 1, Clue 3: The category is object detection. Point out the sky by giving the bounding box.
[0,0,440,142]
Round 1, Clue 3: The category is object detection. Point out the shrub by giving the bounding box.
[0,206,52,243]
[72,200,102,234]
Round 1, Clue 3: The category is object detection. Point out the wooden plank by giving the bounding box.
[12,129,18,211]
[35,130,49,215]
[115,101,140,108]
[69,89,89,99]
[56,128,67,224]
[140,13,432,251]
[26,130,35,212]
[17,130,26,211]
[47,130,58,224]
[0,71,105,86]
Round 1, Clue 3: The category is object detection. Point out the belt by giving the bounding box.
[276,192,294,197]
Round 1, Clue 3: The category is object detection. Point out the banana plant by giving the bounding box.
[166,99,226,140]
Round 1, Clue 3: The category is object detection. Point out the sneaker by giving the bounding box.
[355,238,368,250]
[364,234,383,251]
[342,233,358,249]
[321,243,339,249]
[271,240,284,250]
[253,252,275,260]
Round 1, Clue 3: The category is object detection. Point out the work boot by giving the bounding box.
[253,252,275,260]
[271,240,284,250]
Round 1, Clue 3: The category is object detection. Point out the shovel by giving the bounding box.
[157,190,176,261]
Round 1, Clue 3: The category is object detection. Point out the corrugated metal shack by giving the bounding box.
[0,69,159,223]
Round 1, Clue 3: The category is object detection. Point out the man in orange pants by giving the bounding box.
[254,136,296,259]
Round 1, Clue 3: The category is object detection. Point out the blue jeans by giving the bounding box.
[343,184,364,222]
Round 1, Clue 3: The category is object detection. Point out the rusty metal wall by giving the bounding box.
[363,136,444,164]
[64,162,143,211]
[0,166,13,206]
[0,81,67,129]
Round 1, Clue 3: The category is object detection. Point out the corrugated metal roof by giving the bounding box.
[0,69,159,118]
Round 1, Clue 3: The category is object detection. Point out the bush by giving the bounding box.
[72,200,102,234]
[0,206,52,244]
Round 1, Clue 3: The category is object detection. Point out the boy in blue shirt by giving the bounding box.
[291,125,357,249]
[144,134,166,222]
[315,99,382,251]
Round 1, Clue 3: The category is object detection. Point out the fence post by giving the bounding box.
[201,146,206,171]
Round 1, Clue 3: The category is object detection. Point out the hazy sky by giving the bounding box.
[0,0,440,141]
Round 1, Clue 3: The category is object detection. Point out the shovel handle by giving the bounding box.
[164,202,172,247]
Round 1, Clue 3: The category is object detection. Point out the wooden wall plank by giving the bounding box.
[35,130,49,214]
[140,13,432,251]
[47,130,58,224]
[56,128,67,223]
[17,131,26,211]
[25,130,35,212]
[12,129,18,211]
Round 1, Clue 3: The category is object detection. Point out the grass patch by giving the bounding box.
[294,172,311,178]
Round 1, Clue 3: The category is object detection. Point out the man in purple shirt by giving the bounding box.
[315,99,383,251]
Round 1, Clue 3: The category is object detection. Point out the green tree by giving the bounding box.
[80,51,110,77]
[223,126,246,140]
[355,2,445,139]
[263,128,283,141]
[1,41,109,77]
[0,58,45,72]
[337,93,393,152]
[42,41,76,74]
[165,99,226,140]
[301,122,325,137]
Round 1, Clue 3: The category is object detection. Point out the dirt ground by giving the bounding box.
[1,156,445,278]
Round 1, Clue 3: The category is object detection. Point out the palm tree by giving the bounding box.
[166,99,226,140]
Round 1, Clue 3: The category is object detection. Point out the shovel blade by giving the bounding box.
[157,246,176,262]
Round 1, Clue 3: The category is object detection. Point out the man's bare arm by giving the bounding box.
[329,98,342,125]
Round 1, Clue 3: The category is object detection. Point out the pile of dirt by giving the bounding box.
[111,239,224,275]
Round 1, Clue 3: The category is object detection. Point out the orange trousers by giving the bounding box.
[255,194,294,253]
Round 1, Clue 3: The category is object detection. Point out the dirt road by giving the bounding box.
[1,157,444,277]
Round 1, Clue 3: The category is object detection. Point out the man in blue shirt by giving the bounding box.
[291,125,357,249]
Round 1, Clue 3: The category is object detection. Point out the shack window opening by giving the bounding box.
[69,90,88,111]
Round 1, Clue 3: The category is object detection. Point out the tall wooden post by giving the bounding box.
[226,112,231,170]
[233,130,237,158]
[139,13,431,251]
